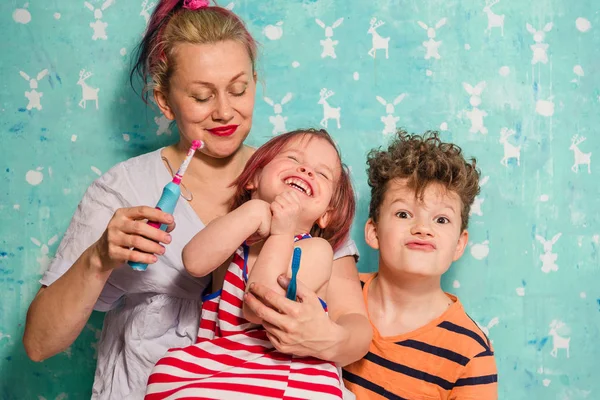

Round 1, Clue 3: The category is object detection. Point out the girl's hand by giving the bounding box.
[92,206,175,272]
[270,191,302,236]
[245,199,272,246]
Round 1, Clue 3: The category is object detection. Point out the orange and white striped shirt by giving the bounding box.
[343,274,498,400]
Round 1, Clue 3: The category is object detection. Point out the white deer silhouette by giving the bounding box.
[548,320,570,358]
[315,18,344,59]
[483,0,505,36]
[499,127,521,166]
[264,92,293,135]
[78,69,100,110]
[376,94,406,135]
[535,233,561,273]
[526,22,553,65]
[19,69,49,110]
[140,0,156,23]
[318,88,341,129]
[368,17,390,59]
[418,18,447,60]
[570,135,592,174]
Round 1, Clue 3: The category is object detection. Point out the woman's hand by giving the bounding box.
[244,275,346,359]
[93,206,175,272]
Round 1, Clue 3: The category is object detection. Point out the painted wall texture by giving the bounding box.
[1,0,599,399]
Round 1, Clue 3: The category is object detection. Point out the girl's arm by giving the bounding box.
[243,236,333,324]
[183,199,271,277]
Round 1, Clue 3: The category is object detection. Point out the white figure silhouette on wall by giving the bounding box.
[78,69,100,110]
[470,175,489,217]
[140,0,156,23]
[315,18,343,59]
[526,22,553,65]
[376,94,406,135]
[478,317,499,339]
[570,135,592,174]
[548,319,570,358]
[535,95,555,117]
[368,17,390,59]
[155,114,172,136]
[85,0,114,41]
[264,93,292,135]
[535,233,561,273]
[418,18,447,60]
[463,81,488,134]
[19,69,49,110]
[500,127,521,166]
[31,235,59,274]
[483,0,505,36]
[318,88,341,129]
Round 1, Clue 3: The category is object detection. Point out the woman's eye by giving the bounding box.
[193,95,211,103]
[230,84,247,97]
[396,211,409,219]
[436,217,450,224]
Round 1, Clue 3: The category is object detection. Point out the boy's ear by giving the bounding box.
[364,218,380,250]
[154,89,175,120]
[453,229,469,261]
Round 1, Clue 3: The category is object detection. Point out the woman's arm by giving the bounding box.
[183,199,271,277]
[243,255,372,366]
[23,206,174,361]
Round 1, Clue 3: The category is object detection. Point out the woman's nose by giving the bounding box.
[213,94,233,122]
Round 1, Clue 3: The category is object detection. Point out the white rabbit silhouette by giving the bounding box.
[477,316,499,337]
[463,81,488,134]
[315,18,343,59]
[376,94,406,135]
[31,235,59,274]
[417,18,447,60]
[264,93,292,135]
[535,233,561,273]
[526,22,553,65]
[19,69,49,110]
[154,114,172,136]
[85,0,114,40]
[470,175,489,216]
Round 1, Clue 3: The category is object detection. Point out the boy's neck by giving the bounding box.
[368,265,453,337]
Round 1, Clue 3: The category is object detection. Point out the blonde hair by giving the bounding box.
[131,3,257,102]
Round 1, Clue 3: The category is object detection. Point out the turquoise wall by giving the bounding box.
[1,0,598,398]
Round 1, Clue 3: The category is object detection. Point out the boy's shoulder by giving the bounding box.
[441,296,494,358]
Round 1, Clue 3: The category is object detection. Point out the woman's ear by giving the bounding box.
[154,89,175,120]
[364,218,380,250]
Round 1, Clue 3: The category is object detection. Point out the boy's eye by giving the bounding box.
[436,217,450,224]
[395,211,410,219]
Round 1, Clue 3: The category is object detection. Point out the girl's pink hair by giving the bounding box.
[232,129,356,251]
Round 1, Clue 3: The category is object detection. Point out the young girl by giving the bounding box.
[145,129,356,399]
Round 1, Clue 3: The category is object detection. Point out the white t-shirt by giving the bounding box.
[41,148,360,400]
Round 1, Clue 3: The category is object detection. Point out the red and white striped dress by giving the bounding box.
[145,234,344,400]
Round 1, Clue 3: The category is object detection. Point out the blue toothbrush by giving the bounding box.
[286,247,302,301]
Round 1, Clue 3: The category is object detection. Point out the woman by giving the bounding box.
[23,2,371,399]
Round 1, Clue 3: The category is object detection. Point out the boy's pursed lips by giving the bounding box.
[405,239,436,251]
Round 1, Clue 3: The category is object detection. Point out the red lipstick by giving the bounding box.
[207,125,239,137]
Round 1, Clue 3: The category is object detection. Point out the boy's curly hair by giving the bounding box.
[367,129,480,231]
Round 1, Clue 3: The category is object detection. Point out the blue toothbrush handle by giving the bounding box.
[286,247,302,301]
[129,182,180,271]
